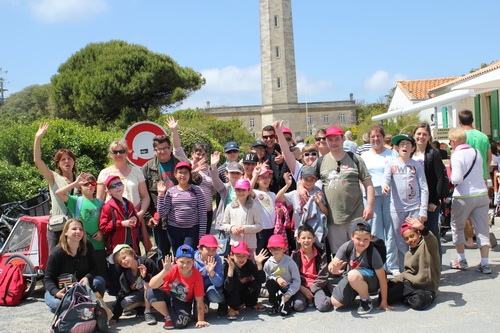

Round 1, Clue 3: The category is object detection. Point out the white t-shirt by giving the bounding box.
[98,165,145,207]
[361,148,398,196]
[253,189,276,229]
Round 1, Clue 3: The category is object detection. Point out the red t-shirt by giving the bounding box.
[161,265,204,302]
[299,247,318,288]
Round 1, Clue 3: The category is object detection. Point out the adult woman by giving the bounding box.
[34,123,78,253]
[44,219,106,313]
[157,161,207,254]
[360,126,399,274]
[412,123,447,260]
[97,140,151,252]
[190,143,215,233]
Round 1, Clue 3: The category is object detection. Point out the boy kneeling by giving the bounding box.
[329,221,392,314]
[147,245,209,329]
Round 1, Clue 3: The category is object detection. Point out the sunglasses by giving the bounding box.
[262,135,275,139]
[285,137,293,141]
[155,146,171,152]
[303,152,318,157]
[315,137,327,142]
[108,181,123,190]
[84,182,97,187]
[336,161,342,173]
[112,149,127,155]
[226,150,239,154]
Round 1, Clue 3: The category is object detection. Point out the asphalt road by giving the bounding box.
[1,227,499,333]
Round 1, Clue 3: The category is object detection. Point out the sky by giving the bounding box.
[2,0,500,111]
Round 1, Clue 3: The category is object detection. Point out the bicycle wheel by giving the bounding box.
[6,253,37,298]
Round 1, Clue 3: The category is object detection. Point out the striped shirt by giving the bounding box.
[157,185,207,238]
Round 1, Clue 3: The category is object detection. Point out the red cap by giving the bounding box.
[104,175,121,188]
[282,127,292,135]
[231,241,250,255]
[401,222,414,235]
[267,234,287,248]
[199,234,219,248]
[325,126,344,137]
[175,161,192,171]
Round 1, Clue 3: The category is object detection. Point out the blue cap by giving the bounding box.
[175,244,195,259]
[224,142,240,152]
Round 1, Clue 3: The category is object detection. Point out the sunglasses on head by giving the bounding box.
[315,137,327,142]
[84,182,97,187]
[262,135,275,139]
[112,149,127,155]
[108,181,123,190]
[303,152,318,157]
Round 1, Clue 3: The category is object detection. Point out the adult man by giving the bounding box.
[262,125,281,158]
[458,109,491,180]
[261,125,293,193]
[217,141,240,183]
[343,130,358,153]
[308,126,375,254]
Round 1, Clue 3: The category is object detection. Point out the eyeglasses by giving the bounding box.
[262,135,275,140]
[108,181,123,190]
[155,146,171,152]
[285,137,293,141]
[84,182,97,187]
[111,149,127,155]
[303,152,318,157]
[315,137,327,142]
[226,150,239,154]
[336,161,342,173]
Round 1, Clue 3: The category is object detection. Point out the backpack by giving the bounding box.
[0,264,25,306]
[315,151,360,178]
[50,283,109,333]
[425,149,451,199]
[345,237,387,269]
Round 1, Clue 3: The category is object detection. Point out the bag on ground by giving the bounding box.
[0,263,25,306]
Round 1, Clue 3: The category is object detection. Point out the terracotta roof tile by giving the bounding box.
[429,61,500,93]
[397,77,458,101]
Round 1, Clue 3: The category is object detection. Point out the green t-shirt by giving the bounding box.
[465,129,490,179]
[225,187,236,207]
[66,195,105,250]
[313,153,371,225]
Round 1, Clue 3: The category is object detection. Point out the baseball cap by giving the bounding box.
[107,244,132,264]
[199,234,220,248]
[400,222,414,235]
[352,220,371,233]
[234,178,251,190]
[267,234,287,248]
[251,140,266,148]
[300,166,317,179]
[175,244,195,259]
[282,127,292,135]
[175,161,192,171]
[242,152,259,163]
[391,134,416,147]
[259,167,273,176]
[231,241,250,255]
[104,175,121,188]
[224,142,240,153]
[325,126,344,137]
[226,161,244,174]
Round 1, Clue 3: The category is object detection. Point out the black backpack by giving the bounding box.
[315,151,360,177]
[345,237,387,269]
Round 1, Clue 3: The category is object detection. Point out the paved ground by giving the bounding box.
[2,227,500,333]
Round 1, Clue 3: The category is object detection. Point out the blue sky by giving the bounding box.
[1,0,500,110]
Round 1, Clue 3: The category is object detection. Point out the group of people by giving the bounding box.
[34,109,493,329]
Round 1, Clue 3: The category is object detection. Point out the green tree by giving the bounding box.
[51,40,205,128]
[0,84,53,122]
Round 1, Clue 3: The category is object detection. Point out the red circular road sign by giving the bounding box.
[124,121,167,167]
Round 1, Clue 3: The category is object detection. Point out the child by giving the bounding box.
[277,167,329,247]
[147,245,209,329]
[252,166,277,254]
[220,178,263,253]
[291,224,333,312]
[329,221,392,314]
[193,235,225,314]
[55,173,106,278]
[223,242,269,320]
[264,234,301,316]
[242,152,259,181]
[387,217,440,310]
[109,244,160,325]
[382,134,429,272]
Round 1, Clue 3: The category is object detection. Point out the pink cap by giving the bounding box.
[199,234,219,248]
[175,161,192,171]
[231,241,250,255]
[259,167,273,176]
[104,175,121,188]
[267,234,287,248]
[400,222,414,234]
[282,127,292,135]
[234,178,251,190]
[325,126,344,137]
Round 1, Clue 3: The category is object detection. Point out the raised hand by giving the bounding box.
[272,120,284,131]
[166,116,178,131]
[225,256,235,271]
[35,122,49,138]
[275,151,284,164]
[328,259,347,275]
[283,172,292,186]
[254,249,269,264]
[312,192,323,204]
[210,151,220,168]
[138,264,147,278]
[157,181,167,193]
[204,256,216,274]
[162,255,174,272]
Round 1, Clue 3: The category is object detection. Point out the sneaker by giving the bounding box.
[123,309,136,316]
[279,297,292,316]
[245,303,266,312]
[144,313,157,325]
[227,308,239,320]
[163,316,174,330]
[268,306,279,315]
[450,259,468,270]
[260,287,269,298]
[357,298,374,315]
[475,264,492,274]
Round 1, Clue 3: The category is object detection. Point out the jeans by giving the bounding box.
[370,195,398,272]
[205,285,225,304]
[426,205,442,262]
[153,217,171,264]
[44,276,106,313]
[167,225,199,255]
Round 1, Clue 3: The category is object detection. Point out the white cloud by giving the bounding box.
[201,65,261,93]
[296,72,334,99]
[364,70,407,93]
[30,0,107,22]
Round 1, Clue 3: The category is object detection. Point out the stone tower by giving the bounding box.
[259,0,298,123]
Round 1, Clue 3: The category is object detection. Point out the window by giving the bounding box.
[307,129,313,136]
[249,118,255,127]
[339,113,346,123]
[323,114,329,124]
[307,116,312,125]
[274,15,279,27]
[275,46,280,58]
[277,77,281,89]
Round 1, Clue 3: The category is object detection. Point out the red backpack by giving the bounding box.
[0,263,26,306]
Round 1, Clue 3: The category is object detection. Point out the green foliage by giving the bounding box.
[0,161,46,203]
[0,84,53,122]
[51,40,205,129]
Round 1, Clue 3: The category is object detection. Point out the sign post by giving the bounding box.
[124,121,167,167]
